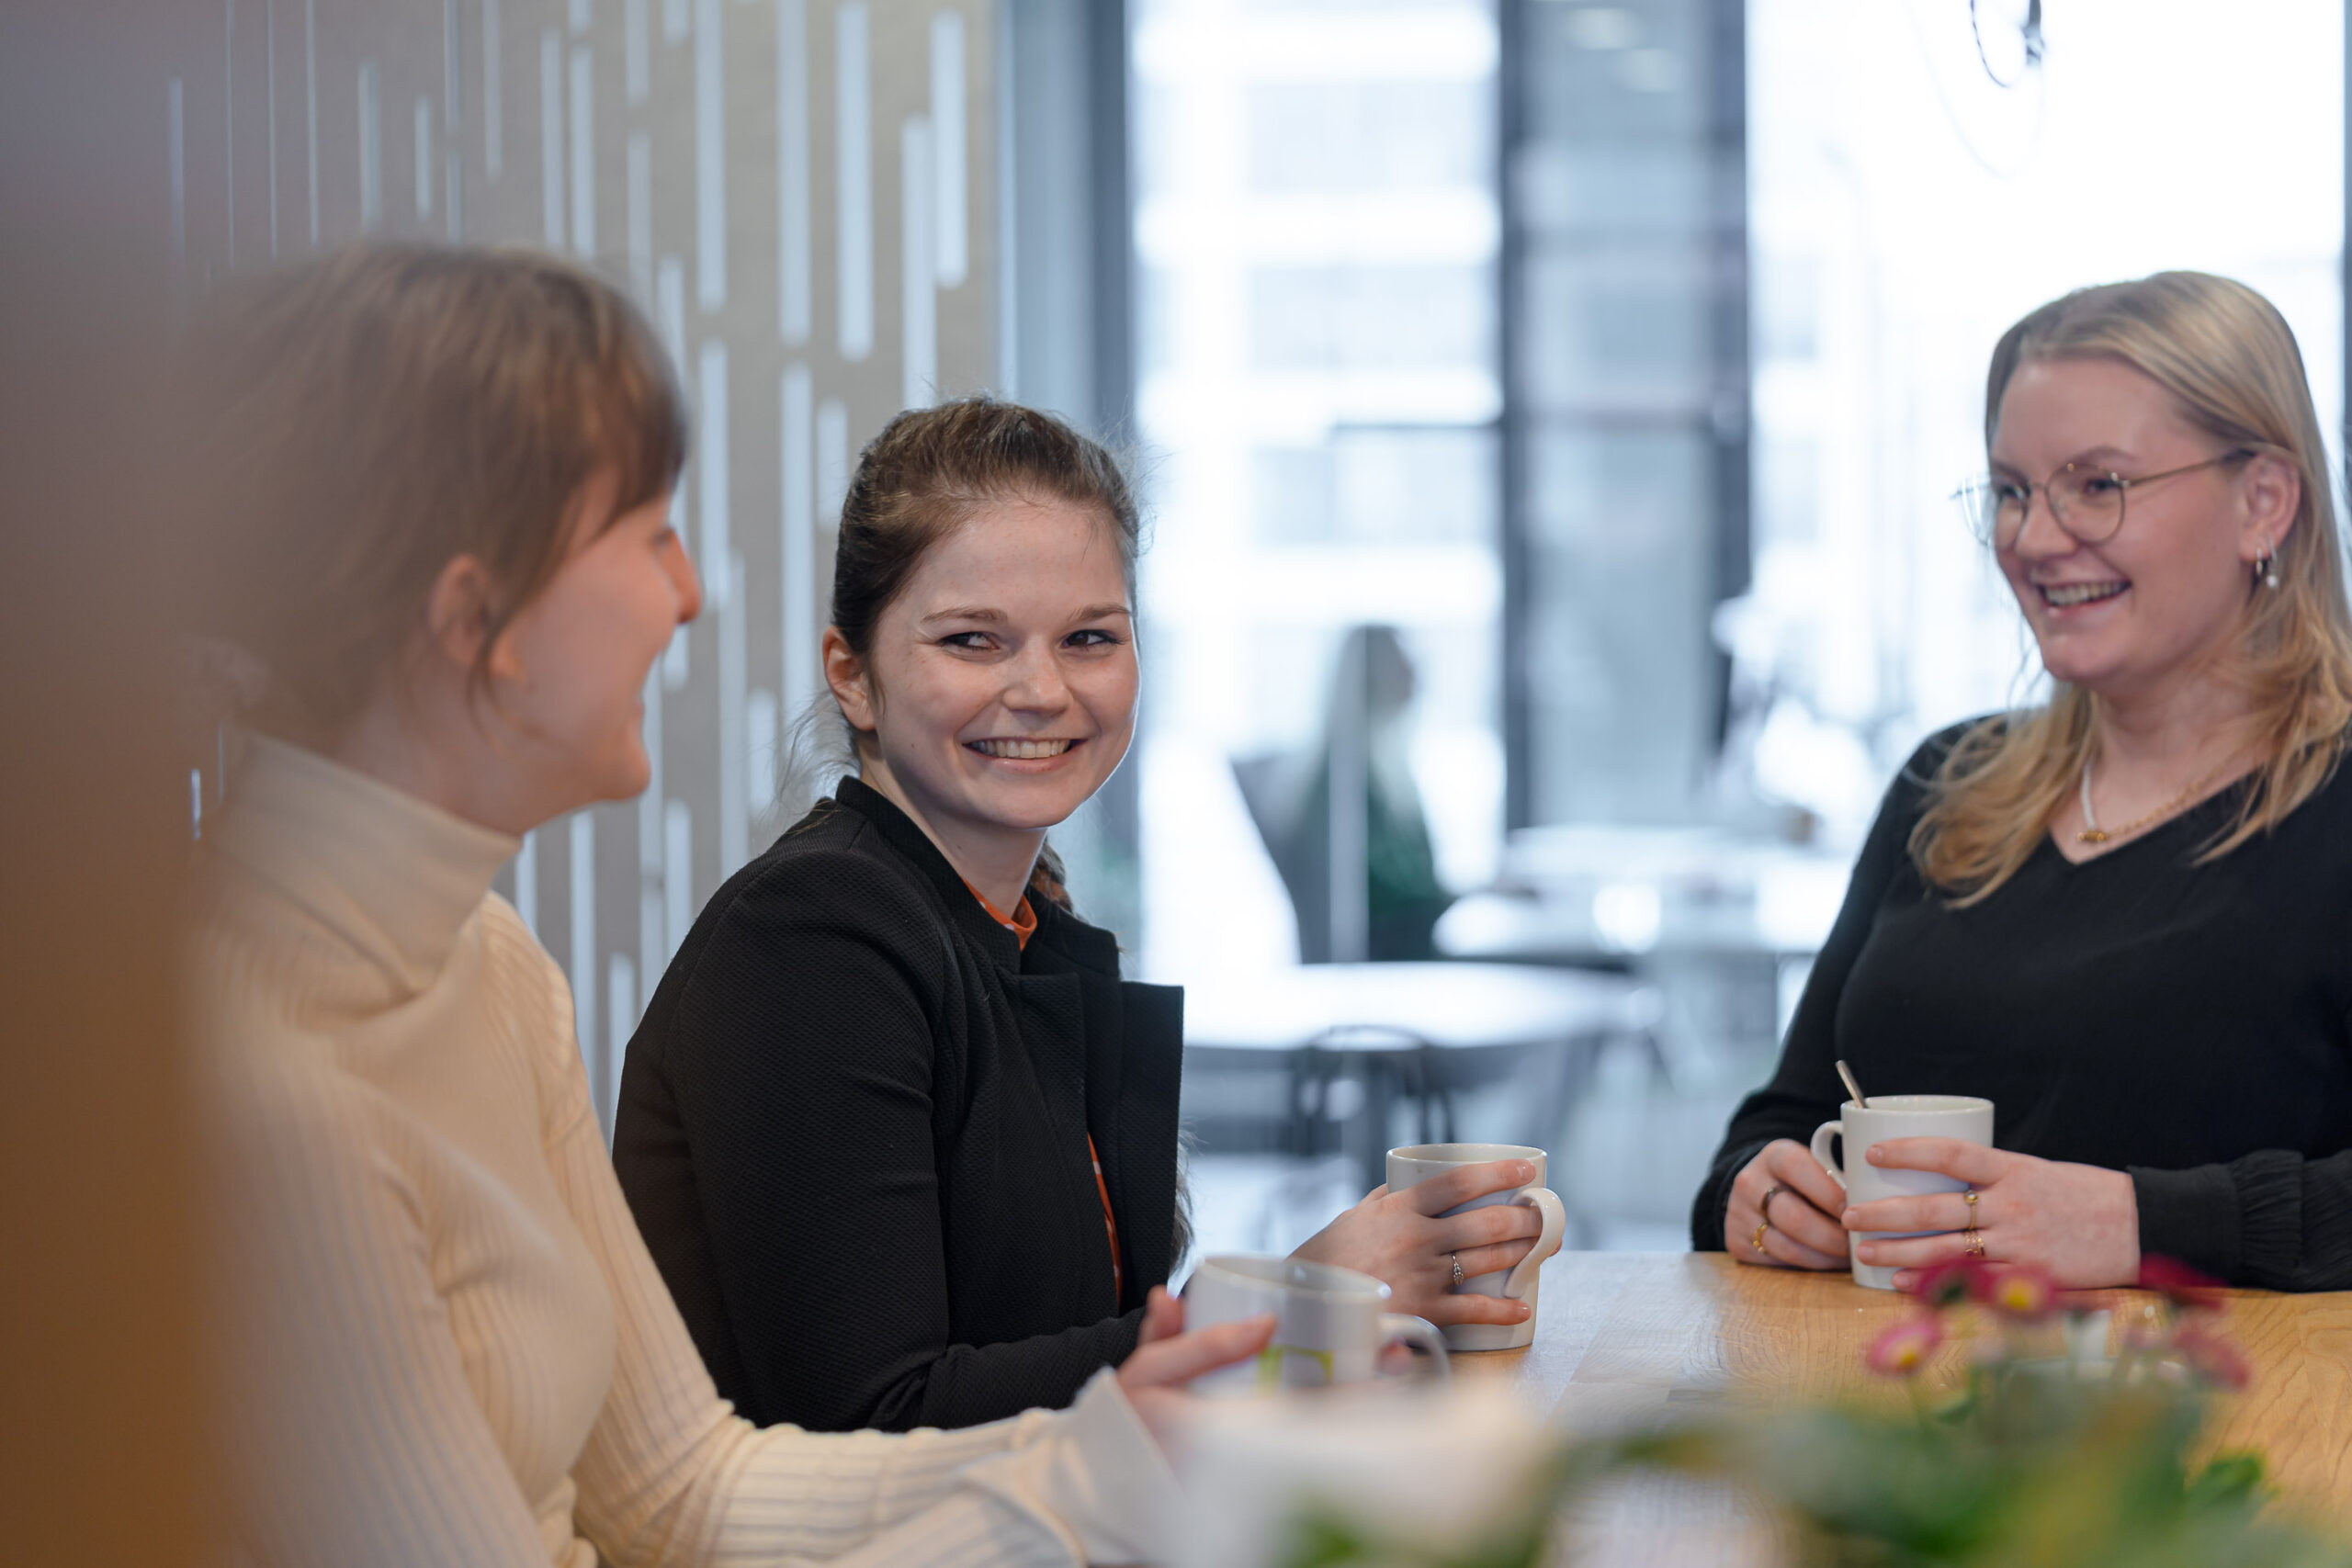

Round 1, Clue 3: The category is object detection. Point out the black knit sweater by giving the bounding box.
[612,778,1183,1431]
[1692,724,2352,1290]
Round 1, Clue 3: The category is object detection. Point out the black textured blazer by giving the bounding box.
[611,776,1184,1432]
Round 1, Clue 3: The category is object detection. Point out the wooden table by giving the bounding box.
[1455,1253,2352,1518]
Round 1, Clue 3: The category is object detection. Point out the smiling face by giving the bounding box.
[826,494,1137,860]
[1990,357,2285,701]
[486,481,701,812]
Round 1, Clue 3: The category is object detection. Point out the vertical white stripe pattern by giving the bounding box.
[637,662,665,1016]
[224,0,236,265]
[358,62,383,231]
[816,397,849,523]
[569,811,597,1076]
[775,0,812,345]
[780,362,816,707]
[304,0,318,242]
[569,43,596,257]
[539,28,564,246]
[899,116,936,409]
[623,0,650,103]
[484,0,504,179]
[697,341,730,606]
[414,96,435,218]
[693,0,725,310]
[443,0,463,236]
[266,0,278,254]
[662,799,692,959]
[605,953,636,1129]
[929,9,967,288]
[627,131,653,300]
[719,547,749,874]
[747,689,779,817]
[834,3,873,360]
[662,0,688,44]
[168,78,186,290]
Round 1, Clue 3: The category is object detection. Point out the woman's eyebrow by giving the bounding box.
[1071,603,1134,621]
[920,604,1005,624]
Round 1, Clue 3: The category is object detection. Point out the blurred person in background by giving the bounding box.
[1235,624,1455,964]
[179,244,1273,1568]
[1697,272,2352,1293]
[614,400,1544,1436]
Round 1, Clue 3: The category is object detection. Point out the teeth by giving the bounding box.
[974,739,1074,760]
[2043,581,2126,607]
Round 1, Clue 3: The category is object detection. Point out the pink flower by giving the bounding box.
[1908,1257,1985,1308]
[1982,1264,2058,1323]
[2137,1256,2227,1313]
[2173,1325,2252,1391]
[1866,1314,1945,1377]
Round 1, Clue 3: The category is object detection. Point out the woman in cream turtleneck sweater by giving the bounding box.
[183,245,1269,1568]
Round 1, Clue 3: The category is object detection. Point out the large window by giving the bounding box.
[1130,0,1505,985]
[1734,0,2343,841]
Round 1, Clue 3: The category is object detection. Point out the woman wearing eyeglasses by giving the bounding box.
[1694,270,2352,1292]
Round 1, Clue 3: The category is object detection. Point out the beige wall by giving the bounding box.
[164,0,1002,1126]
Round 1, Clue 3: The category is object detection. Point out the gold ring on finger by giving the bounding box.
[1963,1187,1978,1215]
[1751,1221,1770,1254]
[1964,1228,1985,1260]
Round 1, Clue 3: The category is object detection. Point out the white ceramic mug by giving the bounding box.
[1183,1255,1451,1395]
[1384,1143,1568,1351]
[1809,1094,1995,1290]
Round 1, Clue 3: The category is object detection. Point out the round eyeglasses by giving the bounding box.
[1951,448,2255,548]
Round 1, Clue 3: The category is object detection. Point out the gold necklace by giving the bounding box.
[2076,757,2232,845]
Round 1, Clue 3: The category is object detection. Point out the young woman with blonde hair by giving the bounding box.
[1696,270,2352,1292]
[182,244,1270,1568]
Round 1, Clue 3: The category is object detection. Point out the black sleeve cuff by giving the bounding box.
[2131,1162,2245,1281]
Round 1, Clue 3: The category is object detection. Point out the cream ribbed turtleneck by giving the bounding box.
[190,736,1173,1568]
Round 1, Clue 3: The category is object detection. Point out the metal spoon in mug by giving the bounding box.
[1836,1059,1869,1110]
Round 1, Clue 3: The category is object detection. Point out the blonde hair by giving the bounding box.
[1913,271,2352,903]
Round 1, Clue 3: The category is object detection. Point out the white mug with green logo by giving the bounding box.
[1182,1255,1450,1395]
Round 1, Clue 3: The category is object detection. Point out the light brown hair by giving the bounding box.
[176,243,687,749]
[824,396,1142,911]
[1912,271,2352,902]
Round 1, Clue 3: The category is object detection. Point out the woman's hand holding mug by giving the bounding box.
[1842,1139,2141,1291]
[1291,1158,1546,1328]
[1726,1139,1849,1271]
[1115,1286,1276,1450]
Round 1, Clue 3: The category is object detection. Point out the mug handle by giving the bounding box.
[1809,1121,1848,1193]
[1378,1313,1452,1381]
[1499,1188,1567,1301]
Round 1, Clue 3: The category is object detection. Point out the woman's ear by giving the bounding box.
[2237,450,2301,563]
[422,554,508,678]
[821,626,876,733]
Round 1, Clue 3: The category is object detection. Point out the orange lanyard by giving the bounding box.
[964,880,1123,1302]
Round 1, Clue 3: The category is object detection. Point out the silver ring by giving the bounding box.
[1450,1252,1464,1288]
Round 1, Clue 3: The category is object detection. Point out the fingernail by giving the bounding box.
[1513,1160,1535,1180]
[1843,1210,1859,1225]
[1857,1244,1875,1261]
[1867,1146,1884,1163]
[1517,1302,1532,1320]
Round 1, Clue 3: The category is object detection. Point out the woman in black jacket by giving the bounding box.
[614,398,1543,1433]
